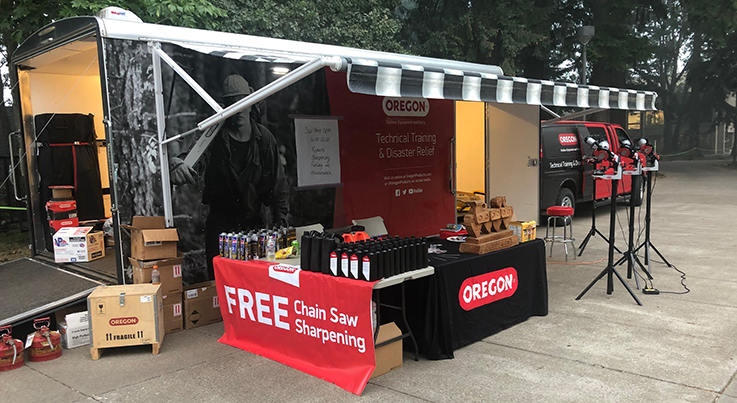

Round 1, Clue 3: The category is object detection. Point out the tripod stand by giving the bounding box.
[577,163,642,305]
[612,160,652,289]
[634,160,672,273]
[578,174,622,256]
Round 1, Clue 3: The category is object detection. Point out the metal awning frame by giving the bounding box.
[150,43,344,226]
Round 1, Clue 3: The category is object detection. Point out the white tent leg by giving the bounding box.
[151,43,175,228]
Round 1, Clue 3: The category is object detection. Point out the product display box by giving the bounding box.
[52,226,105,263]
[371,322,403,379]
[509,220,537,243]
[56,311,90,349]
[122,216,179,261]
[129,256,184,296]
[163,292,183,334]
[87,284,164,354]
[183,281,222,329]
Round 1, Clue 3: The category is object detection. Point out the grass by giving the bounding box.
[0,229,32,263]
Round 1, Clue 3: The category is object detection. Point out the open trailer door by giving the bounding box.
[11,17,120,282]
[1,17,118,329]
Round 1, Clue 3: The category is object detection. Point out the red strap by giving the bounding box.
[47,142,89,190]
[47,142,90,147]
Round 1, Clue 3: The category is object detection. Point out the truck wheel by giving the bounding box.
[554,188,575,226]
[632,175,644,206]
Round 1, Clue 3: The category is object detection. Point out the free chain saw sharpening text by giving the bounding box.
[222,286,368,353]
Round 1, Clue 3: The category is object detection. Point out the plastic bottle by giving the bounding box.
[266,236,276,261]
[151,265,161,285]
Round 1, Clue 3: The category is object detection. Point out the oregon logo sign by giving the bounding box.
[458,267,518,311]
[558,133,578,146]
[382,97,429,117]
[109,317,139,326]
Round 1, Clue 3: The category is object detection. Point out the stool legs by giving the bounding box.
[545,215,576,262]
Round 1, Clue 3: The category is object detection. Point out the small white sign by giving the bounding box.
[140,295,152,303]
[186,289,198,299]
[294,118,341,187]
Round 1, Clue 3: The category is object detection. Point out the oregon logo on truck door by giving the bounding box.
[558,133,578,146]
[458,267,518,310]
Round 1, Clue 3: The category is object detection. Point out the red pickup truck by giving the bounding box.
[540,121,644,216]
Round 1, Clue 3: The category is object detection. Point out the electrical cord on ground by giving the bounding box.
[546,257,606,265]
[639,256,690,295]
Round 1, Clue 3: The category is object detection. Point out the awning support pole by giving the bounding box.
[197,56,341,131]
[151,42,175,228]
[180,55,341,167]
[541,105,560,118]
[152,47,223,112]
[543,108,606,124]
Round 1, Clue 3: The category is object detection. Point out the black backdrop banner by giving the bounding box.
[405,239,548,359]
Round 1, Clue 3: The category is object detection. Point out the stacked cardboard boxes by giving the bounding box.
[183,281,222,329]
[125,216,182,334]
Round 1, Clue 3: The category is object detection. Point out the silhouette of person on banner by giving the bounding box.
[170,74,289,279]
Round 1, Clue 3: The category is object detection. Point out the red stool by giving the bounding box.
[545,206,576,262]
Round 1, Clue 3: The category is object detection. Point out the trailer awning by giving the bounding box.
[345,59,657,111]
[173,40,655,111]
[175,42,325,65]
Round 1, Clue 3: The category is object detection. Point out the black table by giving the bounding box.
[405,239,548,359]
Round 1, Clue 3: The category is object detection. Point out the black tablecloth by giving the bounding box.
[405,239,548,359]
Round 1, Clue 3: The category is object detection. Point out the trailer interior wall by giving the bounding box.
[455,101,486,195]
[486,103,540,222]
[27,73,110,216]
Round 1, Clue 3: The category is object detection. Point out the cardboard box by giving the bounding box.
[50,185,74,200]
[52,227,105,263]
[57,311,90,349]
[183,281,222,329]
[129,256,184,296]
[163,292,183,334]
[87,284,164,350]
[122,216,179,261]
[371,322,403,379]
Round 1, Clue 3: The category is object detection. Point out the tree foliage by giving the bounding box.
[212,0,404,52]
[1,0,736,154]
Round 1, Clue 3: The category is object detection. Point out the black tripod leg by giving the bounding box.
[612,267,643,306]
[649,243,672,267]
[594,228,622,253]
[577,228,597,256]
[576,266,608,300]
[632,253,653,280]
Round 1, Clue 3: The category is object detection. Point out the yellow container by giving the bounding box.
[509,221,537,243]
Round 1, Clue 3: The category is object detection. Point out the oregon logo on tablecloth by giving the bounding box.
[458,267,518,311]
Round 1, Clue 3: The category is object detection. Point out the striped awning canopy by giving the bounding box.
[346,59,657,111]
[173,42,657,111]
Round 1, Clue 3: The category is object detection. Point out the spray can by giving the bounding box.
[229,233,237,260]
[240,234,248,260]
[218,232,226,257]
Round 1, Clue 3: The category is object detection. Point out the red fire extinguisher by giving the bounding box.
[27,318,62,362]
[0,325,24,372]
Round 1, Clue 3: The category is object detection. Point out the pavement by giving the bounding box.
[5,159,737,402]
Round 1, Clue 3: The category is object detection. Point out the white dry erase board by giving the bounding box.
[294,117,341,187]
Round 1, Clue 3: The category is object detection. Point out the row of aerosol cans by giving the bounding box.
[219,227,297,260]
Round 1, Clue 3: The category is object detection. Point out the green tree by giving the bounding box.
[0,0,225,133]
[632,0,690,152]
[212,0,404,52]
[585,0,665,127]
[397,0,552,75]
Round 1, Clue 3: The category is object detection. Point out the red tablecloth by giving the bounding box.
[213,257,378,395]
